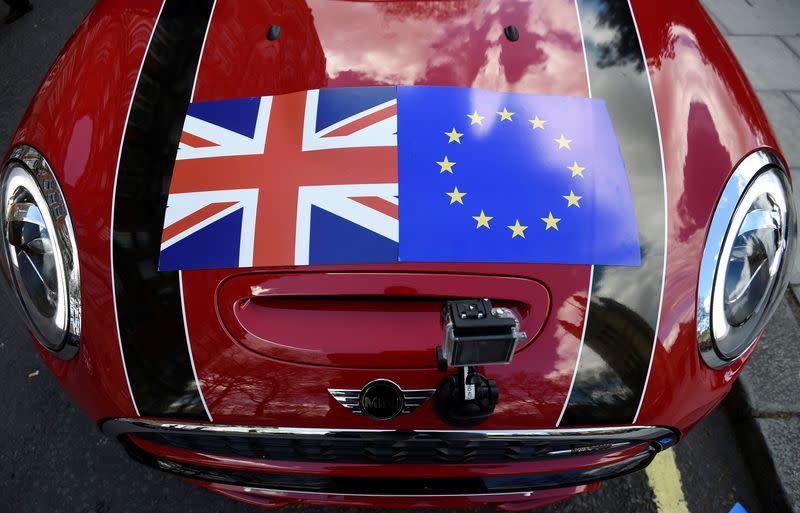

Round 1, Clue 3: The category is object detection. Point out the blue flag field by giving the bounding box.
[397,85,640,266]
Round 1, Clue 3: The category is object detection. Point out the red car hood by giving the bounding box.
[10,0,780,433]
[156,0,661,431]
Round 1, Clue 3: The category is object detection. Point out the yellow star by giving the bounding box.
[436,156,456,174]
[563,190,582,207]
[554,134,572,149]
[445,128,463,143]
[467,111,485,125]
[567,161,585,178]
[541,212,561,230]
[446,186,467,205]
[497,107,515,121]
[473,210,493,229]
[528,115,546,129]
[507,219,528,238]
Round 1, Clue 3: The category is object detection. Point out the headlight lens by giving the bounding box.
[698,151,797,368]
[0,146,80,358]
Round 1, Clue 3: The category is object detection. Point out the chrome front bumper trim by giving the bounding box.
[103,417,678,446]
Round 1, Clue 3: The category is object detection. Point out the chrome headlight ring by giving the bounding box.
[697,150,797,369]
[1,145,81,359]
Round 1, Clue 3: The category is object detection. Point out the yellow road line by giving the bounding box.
[646,448,691,513]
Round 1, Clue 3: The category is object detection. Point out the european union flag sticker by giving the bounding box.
[397,86,641,266]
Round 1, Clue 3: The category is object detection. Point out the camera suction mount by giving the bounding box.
[434,299,526,427]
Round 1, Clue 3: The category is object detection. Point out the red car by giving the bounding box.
[1,0,796,509]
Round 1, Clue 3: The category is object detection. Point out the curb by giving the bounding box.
[723,289,800,513]
[726,382,795,513]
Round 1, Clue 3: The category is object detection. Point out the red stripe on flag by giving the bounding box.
[162,201,238,243]
[350,196,399,220]
[180,131,219,148]
[322,104,397,137]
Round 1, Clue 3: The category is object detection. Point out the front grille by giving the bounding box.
[126,425,676,465]
[107,419,679,496]
[121,436,660,495]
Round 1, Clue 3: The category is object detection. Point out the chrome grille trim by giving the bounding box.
[104,418,677,444]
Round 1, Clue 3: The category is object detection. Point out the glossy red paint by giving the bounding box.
[185,263,585,429]
[192,479,601,510]
[7,0,165,421]
[4,0,791,508]
[630,0,783,428]
[191,0,590,100]
[218,272,550,368]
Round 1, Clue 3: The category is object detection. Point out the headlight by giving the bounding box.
[0,145,80,358]
[697,151,797,368]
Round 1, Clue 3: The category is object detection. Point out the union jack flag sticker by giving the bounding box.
[160,87,399,270]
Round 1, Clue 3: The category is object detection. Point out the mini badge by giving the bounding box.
[328,380,435,421]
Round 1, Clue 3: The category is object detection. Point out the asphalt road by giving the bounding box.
[0,2,773,513]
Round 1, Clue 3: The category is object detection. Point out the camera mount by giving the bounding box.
[434,299,526,426]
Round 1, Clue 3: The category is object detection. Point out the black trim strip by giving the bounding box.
[112,0,214,419]
[560,0,666,425]
[122,436,658,495]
